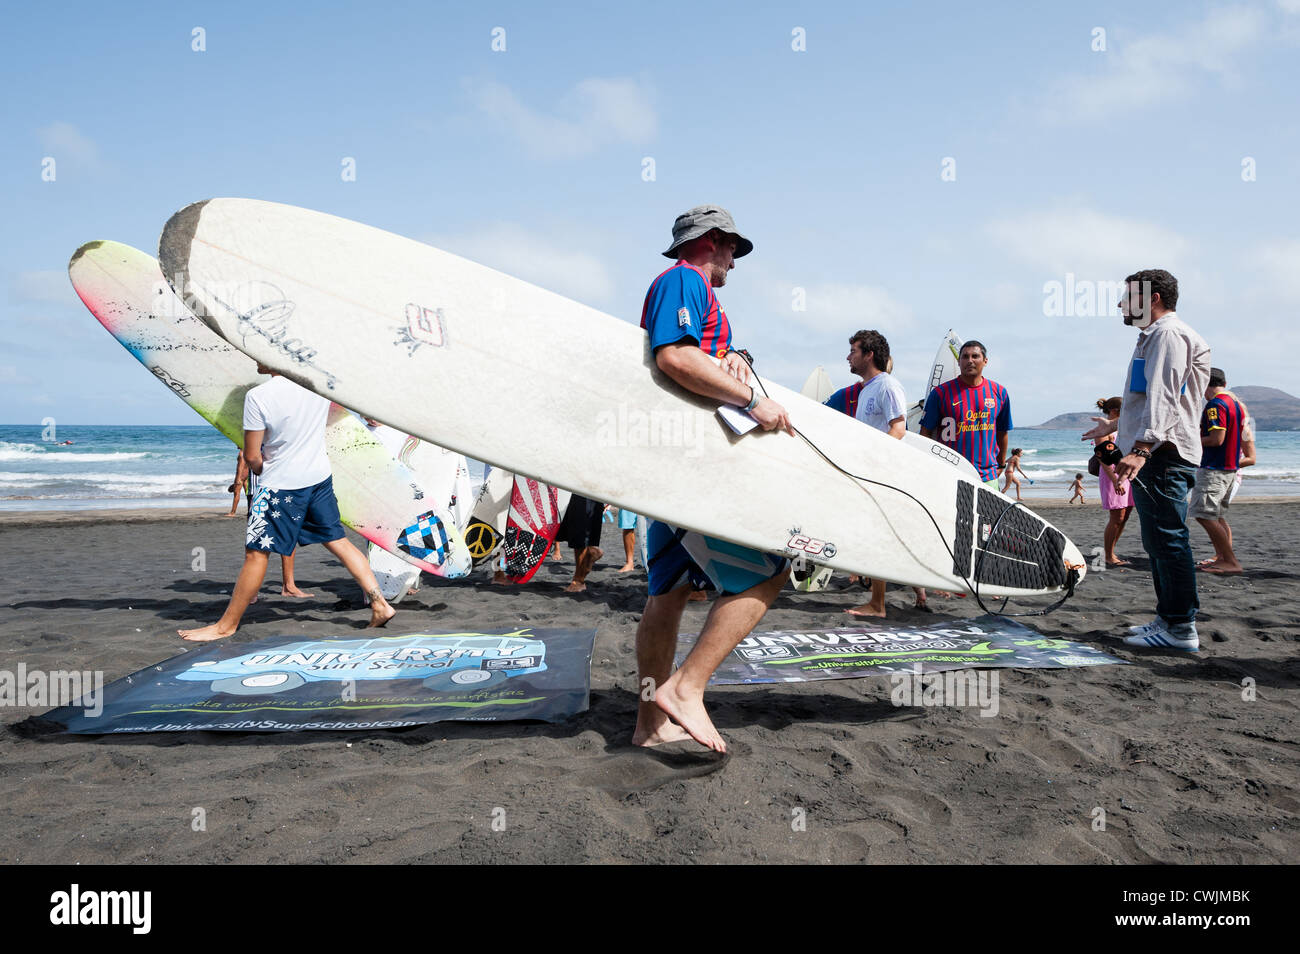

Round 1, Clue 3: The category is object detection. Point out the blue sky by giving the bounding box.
[4,0,1299,426]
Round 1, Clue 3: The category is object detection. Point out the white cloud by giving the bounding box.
[1044,6,1268,121]
[980,281,1028,311]
[37,121,103,169]
[986,206,1192,280]
[11,270,70,304]
[1252,238,1300,296]
[425,223,616,304]
[771,279,913,334]
[468,76,656,159]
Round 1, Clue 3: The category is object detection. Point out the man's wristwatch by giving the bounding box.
[1130,447,1152,460]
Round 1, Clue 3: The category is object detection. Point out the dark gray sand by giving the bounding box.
[1,501,1296,863]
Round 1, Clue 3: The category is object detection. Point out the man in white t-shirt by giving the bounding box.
[824,329,923,617]
[179,368,395,640]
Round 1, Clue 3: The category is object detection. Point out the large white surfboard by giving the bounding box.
[794,368,836,592]
[159,200,1085,597]
[70,240,472,579]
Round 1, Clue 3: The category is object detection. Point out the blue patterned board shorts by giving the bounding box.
[646,519,789,596]
[245,476,345,556]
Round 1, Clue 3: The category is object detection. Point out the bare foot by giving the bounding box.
[225,512,240,518]
[1201,564,1243,575]
[686,590,708,602]
[653,676,725,752]
[281,586,314,598]
[631,721,695,747]
[1105,558,1131,567]
[178,623,236,642]
[367,604,396,628]
[564,581,586,593]
[617,563,635,573]
[846,603,886,618]
[1196,557,1223,567]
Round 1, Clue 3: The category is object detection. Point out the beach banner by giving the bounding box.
[679,615,1125,685]
[47,628,596,734]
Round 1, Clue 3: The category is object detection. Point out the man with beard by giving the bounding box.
[633,205,793,753]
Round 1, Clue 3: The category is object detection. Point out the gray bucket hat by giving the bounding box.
[662,204,753,259]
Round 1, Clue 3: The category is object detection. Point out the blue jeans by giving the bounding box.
[1131,452,1199,625]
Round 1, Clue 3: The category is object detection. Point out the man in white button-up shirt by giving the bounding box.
[1085,269,1210,652]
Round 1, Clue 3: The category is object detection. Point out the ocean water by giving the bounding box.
[0,424,490,512]
[1,424,1296,511]
[1010,429,1300,498]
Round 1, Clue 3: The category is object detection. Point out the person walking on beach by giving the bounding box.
[825,329,927,615]
[1084,269,1210,652]
[226,449,249,516]
[1093,396,1134,566]
[559,494,606,592]
[1191,368,1245,575]
[634,205,793,753]
[1001,447,1026,499]
[919,340,1012,488]
[615,509,639,572]
[1068,473,1086,503]
[227,448,313,597]
[179,367,394,641]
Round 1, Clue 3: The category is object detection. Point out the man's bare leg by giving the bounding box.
[280,551,314,597]
[618,529,636,572]
[565,545,603,592]
[632,583,695,746]
[847,578,887,617]
[1197,518,1242,573]
[653,569,791,752]
[322,538,397,626]
[180,549,269,641]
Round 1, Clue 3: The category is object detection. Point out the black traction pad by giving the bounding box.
[952,484,1066,590]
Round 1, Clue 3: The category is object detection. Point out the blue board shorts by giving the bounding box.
[245,476,345,556]
[617,508,638,531]
[646,519,789,596]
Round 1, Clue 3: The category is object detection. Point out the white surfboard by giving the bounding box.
[160,199,1085,597]
[907,328,962,433]
[70,240,472,579]
[794,368,836,592]
[463,466,513,565]
[361,421,473,601]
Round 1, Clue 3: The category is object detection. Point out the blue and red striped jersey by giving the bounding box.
[641,261,732,358]
[1200,394,1244,471]
[825,382,864,418]
[919,377,1013,481]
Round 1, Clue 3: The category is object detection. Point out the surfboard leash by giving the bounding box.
[738,355,1080,619]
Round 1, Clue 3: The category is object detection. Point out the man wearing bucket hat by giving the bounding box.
[633,204,793,753]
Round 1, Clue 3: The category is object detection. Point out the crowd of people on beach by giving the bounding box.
[180,203,1253,752]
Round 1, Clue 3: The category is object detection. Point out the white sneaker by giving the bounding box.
[1123,620,1199,652]
[1128,619,1164,637]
